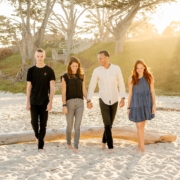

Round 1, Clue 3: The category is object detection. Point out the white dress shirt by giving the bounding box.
[87,64,126,105]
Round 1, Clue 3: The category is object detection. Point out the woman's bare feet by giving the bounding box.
[67,144,73,149]
[102,143,106,150]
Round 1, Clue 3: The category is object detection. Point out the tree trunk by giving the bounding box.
[115,26,129,54]
[0,126,176,145]
[110,2,140,54]
[27,35,34,60]
[15,32,28,81]
[31,0,56,66]
[64,32,73,64]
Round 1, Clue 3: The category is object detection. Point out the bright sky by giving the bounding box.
[0,1,180,34]
[149,1,180,33]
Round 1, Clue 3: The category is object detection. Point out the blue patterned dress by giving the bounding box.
[129,76,155,122]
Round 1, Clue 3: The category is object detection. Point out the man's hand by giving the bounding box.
[119,98,125,108]
[46,102,52,111]
[26,102,31,110]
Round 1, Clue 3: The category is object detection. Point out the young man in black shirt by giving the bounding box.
[26,48,56,152]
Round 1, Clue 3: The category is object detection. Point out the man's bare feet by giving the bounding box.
[67,144,73,149]
[38,149,45,153]
[73,148,78,153]
[102,143,106,150]
[108,149,114,154]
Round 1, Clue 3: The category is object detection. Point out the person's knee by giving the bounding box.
[74,126,80,132]
[105,125,111,130]
[67,125,73,132]
[40,122,47,129]
[31,120,38,127]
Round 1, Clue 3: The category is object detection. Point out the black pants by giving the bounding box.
[30,104,48,149]
[99,98,118,149]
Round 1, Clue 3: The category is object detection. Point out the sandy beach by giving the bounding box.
[0,92,180,180]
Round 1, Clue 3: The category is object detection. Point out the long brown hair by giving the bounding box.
[67,57,84,79]
[131,60,153,85]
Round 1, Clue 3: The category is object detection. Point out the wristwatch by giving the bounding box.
[62,104,67,107]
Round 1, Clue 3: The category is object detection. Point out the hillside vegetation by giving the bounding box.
[0,36,179,95]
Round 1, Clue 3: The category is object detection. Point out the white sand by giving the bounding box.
[0,92,180,180]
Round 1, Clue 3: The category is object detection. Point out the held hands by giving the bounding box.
[87,101,93,109]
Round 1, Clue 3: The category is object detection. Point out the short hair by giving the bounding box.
[98,50,110,57]
[36,48,45,53]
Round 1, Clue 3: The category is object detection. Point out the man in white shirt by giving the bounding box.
[87,50,126,153]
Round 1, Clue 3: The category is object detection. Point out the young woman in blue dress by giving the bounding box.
[127,60,156,153]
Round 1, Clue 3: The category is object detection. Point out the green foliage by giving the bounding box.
[0,53,21,76]
[0,79,26,93]
[78,37,180,96]
[45,49,52,57]
[0,36,180,96]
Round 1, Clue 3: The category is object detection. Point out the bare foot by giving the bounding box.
[102,143,106,150]
[67,145,73,149]
[140,150,145,155]
[108,149,114,154]
[38,149,45,153]
[135,145,141,153]
[136,148,141,153]
[73,148,78,153]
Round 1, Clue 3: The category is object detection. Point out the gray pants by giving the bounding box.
[66,98,84,149]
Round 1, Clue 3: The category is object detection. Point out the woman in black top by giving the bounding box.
[61,57,87,153]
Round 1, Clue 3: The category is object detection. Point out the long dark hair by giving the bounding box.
[131,59,153,85]
[67,57,84,79]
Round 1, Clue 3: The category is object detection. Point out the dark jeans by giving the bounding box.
[30,104,48,149]
[99,98,118,149]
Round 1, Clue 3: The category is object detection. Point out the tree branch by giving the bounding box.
[26,0,31,34]
[18,0,27,33]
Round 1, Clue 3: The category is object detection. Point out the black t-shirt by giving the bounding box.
[61,73,84,101]
[27,65,56,105]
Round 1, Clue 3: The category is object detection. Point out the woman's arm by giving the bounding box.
[150,78,156,114]
[82,81,87,99]
[61,77,68,114]
[127,76,133,116]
